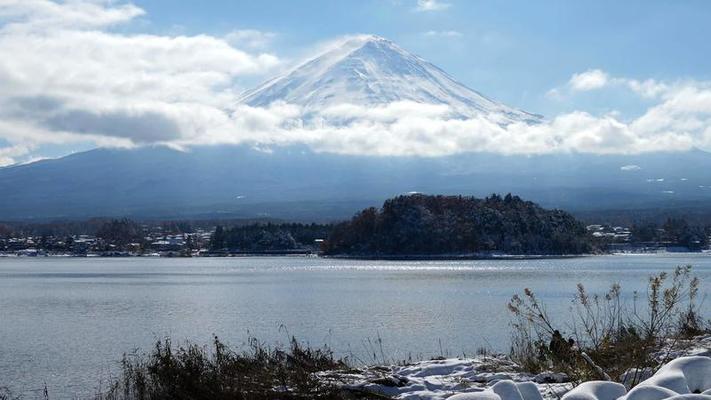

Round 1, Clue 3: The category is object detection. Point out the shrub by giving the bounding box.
[507,265,708,385]
[96,336,359,400]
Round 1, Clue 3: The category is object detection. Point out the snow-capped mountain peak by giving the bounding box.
[239,35,541,124]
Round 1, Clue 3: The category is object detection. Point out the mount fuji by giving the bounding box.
[239,35,541,124]
[0,35,710,221]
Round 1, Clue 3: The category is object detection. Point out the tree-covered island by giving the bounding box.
[322,194,592,257]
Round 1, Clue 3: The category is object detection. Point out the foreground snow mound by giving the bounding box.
[448,392,503,400]
[561,382,627,400]
[622,356,711,400]
[562,356,711,400]
[493,380,545,400]
[448,381,544,400]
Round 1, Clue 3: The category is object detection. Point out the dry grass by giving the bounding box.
[93,336,377,400]
[508,265,709,385]
[0,387,20,400]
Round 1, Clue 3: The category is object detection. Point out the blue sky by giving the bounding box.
[131,0,711,115]
[1,0,711,163]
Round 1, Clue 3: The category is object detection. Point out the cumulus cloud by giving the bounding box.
[165,100,698,157]
[553,70,711,153]
[0,0,280,164]
[0,143,32,167]
[414,0,450,12]
[626,79,669,98]
[564,68,669,98]
[569,69,610,91]
[0,0,144,30]
[225,29,277,50]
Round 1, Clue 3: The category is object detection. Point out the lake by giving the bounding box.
[2,254,711,398]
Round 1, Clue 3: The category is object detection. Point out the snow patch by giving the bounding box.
[329,348,711,400]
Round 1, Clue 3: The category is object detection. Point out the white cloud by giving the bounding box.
[564,68,669,98]
[414,0,450,12]
[0,143,31,167]
[569,69,609,91]
[225,29,277,50]
[0,0,144,30]
[423,30,462,37]
[0,0,280,165]
[626,79,669,98]
[544,88,563,100]
[166,100,699,157]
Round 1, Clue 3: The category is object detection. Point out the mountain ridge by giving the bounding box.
[1,144,711,220]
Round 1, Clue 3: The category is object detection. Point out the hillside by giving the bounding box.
[2,145,711,221]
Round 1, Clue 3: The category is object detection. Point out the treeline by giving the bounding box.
[0,217,282,239]
[0,218,191,238]
[209,223,332,252]
[322,194,592,256]
[630,218,709,250]
[577,205,711,227]
[0,219,109,238]
[95,219,147,246]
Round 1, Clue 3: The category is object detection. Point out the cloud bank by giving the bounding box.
[0,0,280,164]
[1,1,711,166]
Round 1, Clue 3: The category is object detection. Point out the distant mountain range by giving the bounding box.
[1,35,710,221]
[2,145,711,221]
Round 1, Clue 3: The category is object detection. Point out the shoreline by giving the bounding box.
[333,333,711,400]
[323,253,591,261]
[0,252,594,260]
[2,251,709,260]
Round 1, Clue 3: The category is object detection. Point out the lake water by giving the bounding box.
[2,254,711,398]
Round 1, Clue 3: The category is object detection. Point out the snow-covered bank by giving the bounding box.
[326,355,569,399]
[327,335,711,400]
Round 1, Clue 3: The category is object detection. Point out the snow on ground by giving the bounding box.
[621,356,711,399]
[561,381,627,400]
[327,335,711,400]
[656,335,711,360]
[572,356,711,400]
[324,355,570,399]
